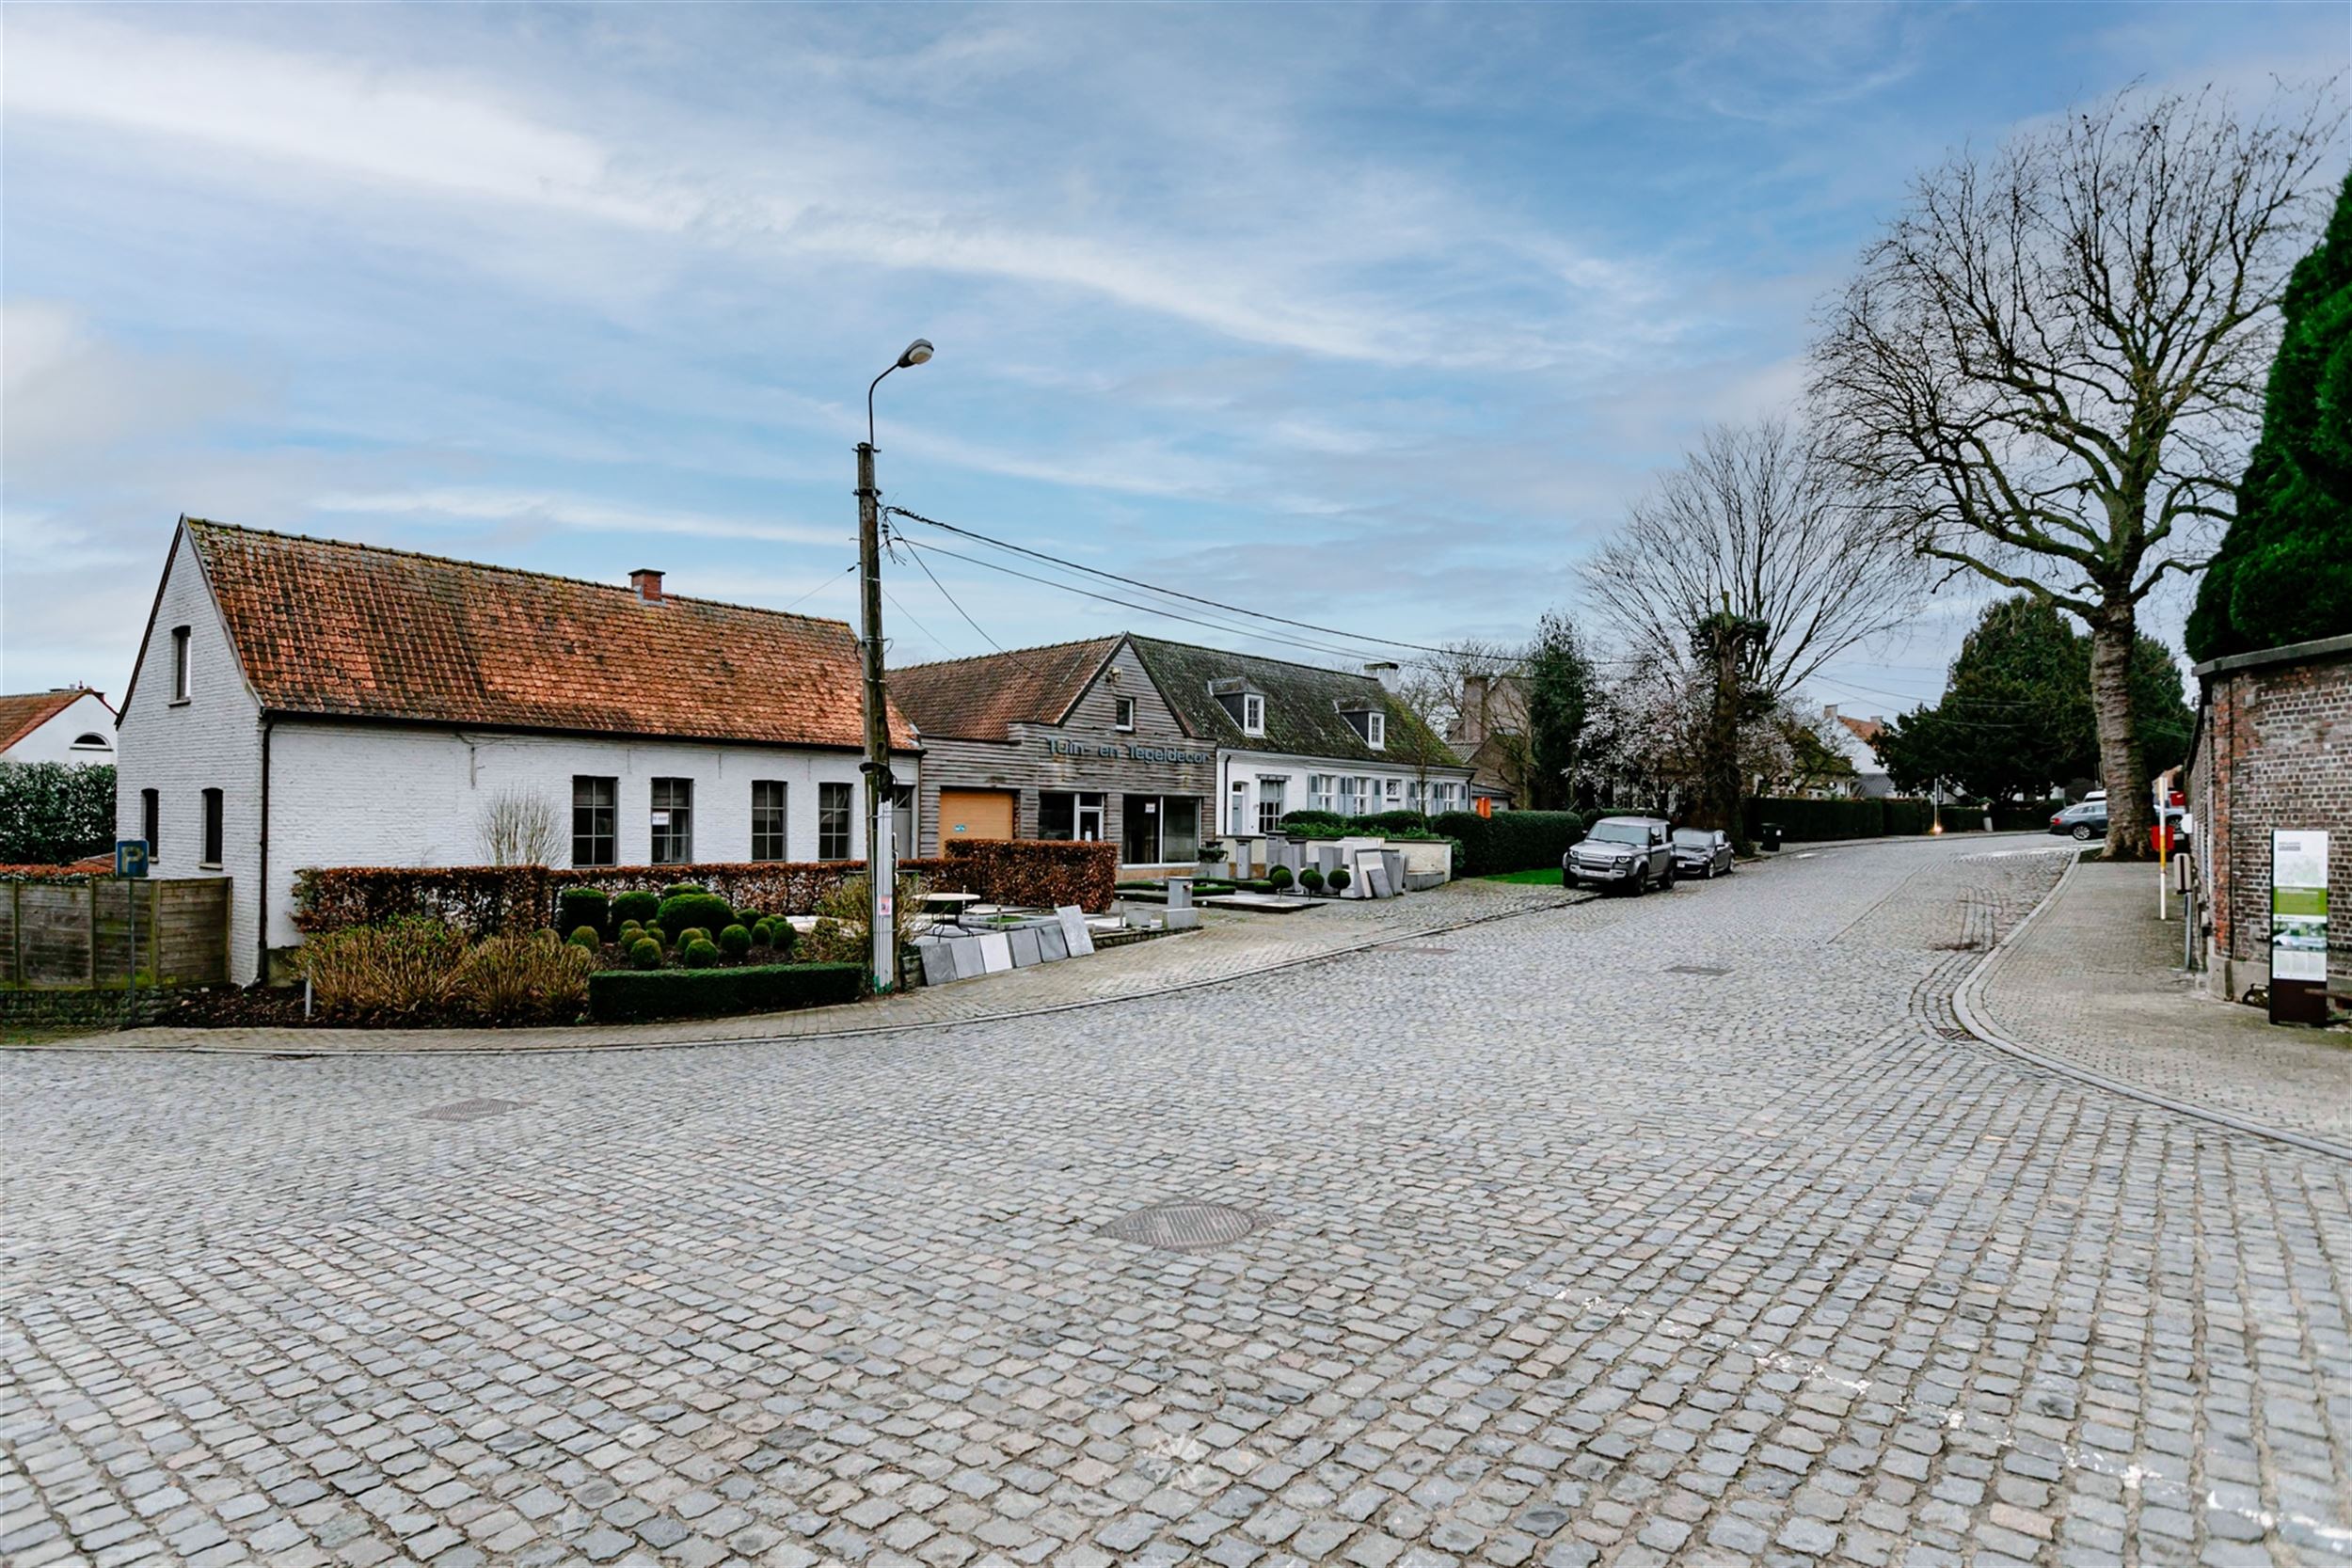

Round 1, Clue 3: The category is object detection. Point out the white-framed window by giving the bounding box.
[1337,776,1359,816]
[171,626,192,703]
[1309,774,1334,813]
[71,732,110,752]
[1115,695,1136,732]
[1384,778,1402,804]
[1242,693,1264,736]
[1366,711,1385,749]
[1257,776,1286,833]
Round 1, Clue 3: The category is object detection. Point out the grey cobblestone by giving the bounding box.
[3,839,2347,1567]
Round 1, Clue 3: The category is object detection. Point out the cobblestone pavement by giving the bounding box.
[1967,859,2352,1151]
[51,881,1581,1054]
[5,837,2348,1568]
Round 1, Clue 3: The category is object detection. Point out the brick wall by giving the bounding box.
[2192,640,2352,1002]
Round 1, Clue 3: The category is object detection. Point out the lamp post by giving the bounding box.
[858,339,932,994]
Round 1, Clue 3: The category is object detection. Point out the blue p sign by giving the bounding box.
[115,840,150,879]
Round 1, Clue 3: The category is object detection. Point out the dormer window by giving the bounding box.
[1209,678,1266,738]
[1337,702,1385,749]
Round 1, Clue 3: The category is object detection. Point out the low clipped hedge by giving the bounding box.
[1742,798,1883,843]
[1431,810,1584,876]
[587,961,865,1023]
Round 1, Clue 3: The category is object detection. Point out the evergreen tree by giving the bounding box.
[2188,171,2352,658]
[1522,612,1593,812]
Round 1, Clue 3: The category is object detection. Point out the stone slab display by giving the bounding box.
[911,939,950,985]
[977,931,1015,974]
[1360,853,1392,900]
[1056,905,1095,958]
[1008,926,1043,967]
[1163,906,1200,931]
[945,936,985,980]
[1038,922,1070,961]
[1381,850,1406,895]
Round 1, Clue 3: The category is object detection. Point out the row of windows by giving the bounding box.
[570,776,855,866]
[1305,775,1463,815]
[136,787,222,867]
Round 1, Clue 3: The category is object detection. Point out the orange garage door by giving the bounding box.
[938,789,1016,843]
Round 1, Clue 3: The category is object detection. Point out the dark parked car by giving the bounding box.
[1670,828,1734,879]
[1565,816,1676,894]
[2049,800,2108,841]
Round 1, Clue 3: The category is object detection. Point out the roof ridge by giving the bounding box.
[893,634,1123,674]
[1127,632,1376,684]
[183,518,856,632]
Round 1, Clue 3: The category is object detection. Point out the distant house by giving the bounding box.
[116,518,914,983]
[1818,705,1892,799]
[0,688,116,766]
[1450,672,1529,809]
[891,633,1472,870]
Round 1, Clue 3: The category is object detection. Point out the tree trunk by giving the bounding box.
[2088,602,2153,861]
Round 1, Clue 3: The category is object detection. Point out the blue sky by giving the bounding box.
[4,4,2344,721]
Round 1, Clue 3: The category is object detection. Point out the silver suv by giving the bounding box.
[1565,816,1677,895]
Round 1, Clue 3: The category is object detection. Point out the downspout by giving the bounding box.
[256,718,272,987]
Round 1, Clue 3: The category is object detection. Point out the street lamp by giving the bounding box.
[856,339,932,994]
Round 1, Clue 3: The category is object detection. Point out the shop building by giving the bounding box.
[891,633,1472,869]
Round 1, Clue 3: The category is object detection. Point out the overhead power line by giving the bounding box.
[885,506,1526,668]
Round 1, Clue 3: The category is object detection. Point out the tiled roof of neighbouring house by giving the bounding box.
[174,520,915,750]
[1128,636,1460,766]
[889,638,1123,741]
[1836,714,1885,744]
[0,689,105,752]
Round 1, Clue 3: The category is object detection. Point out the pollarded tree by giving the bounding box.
[1811,85,2341,858]
[2188,169,2352,658]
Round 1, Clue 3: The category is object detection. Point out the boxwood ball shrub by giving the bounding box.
[657,890,736,942]
[718,924,753,958]
[611,889,660,927]
[641,923,665,947]
[1268,864,1294,890]
[1327,865,1352,891]
[735,908,761,929]
[1299,865,1326,893]
[767,921,798,959]
[555,887,611,939]
[683,937,720,969]
[628,937,662,970]
[568,926,601,951]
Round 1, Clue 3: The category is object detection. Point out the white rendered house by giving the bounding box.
[115,517,917,983]
[0,688,117,766]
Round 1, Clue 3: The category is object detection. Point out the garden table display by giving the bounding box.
[919,891,983,930]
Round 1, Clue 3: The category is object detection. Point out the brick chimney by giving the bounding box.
[629,568,664,604]
[1821,703,1838,727]
[1459,673,1491,745]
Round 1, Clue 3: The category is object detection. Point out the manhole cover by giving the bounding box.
[1665,964,1732,976]
[1100,1201,1263,1253]
[416,1098,528,1122]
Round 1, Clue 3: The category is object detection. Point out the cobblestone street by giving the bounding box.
[4,837,2347,1568]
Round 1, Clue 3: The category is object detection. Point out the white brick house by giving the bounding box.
[0,688,117,765]
[117,518,916,983]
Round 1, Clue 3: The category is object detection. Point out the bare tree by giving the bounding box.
[1810,84,2341,857]
[1581,418,1923,701]
[478,787,564,866]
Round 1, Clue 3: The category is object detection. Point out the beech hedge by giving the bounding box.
[587,960,865,1023]
[1431,810,1584,875]
[935,838,1119,912]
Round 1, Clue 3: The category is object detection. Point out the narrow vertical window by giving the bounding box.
[818,782,852,861]
[650,778,693,864]
[199,788,223,867]
[1366,711,1385,749]
[141,788,160,859]
[171,626,192,702]
[1242,693,1264,736]
[752,781,788,862]
[1115,696,1136,732]
[572,776,617,866]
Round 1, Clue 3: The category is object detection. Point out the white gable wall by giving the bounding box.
[114,528,268,979]
[5,692,118,765]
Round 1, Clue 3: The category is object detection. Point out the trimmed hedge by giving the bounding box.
[1278,808,1435,836]
[1432,810,1584,876]
[1741,798,1882,843]
[587,961,865,1023]
[935,839,1118,912]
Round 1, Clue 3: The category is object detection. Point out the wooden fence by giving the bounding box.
[1,879,230,990]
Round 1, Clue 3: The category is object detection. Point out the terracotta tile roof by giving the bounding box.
[181,521,914,750]
[0,689,104,752]
[888,638,1121,741]
[1836,714,1884,744]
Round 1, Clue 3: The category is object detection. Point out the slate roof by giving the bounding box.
[0,689,106,752]
[888,638,1121,741]
[1128,637,1461,766]
[168,520,914,750]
